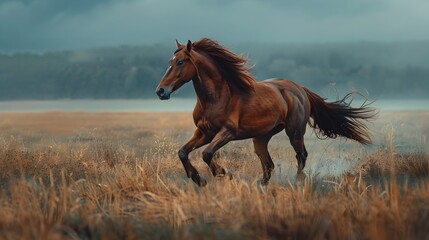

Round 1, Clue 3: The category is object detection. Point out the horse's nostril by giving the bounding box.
[156,87,170,99]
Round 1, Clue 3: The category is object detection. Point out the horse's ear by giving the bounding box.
[186,40,192,52]
[176,39,182,49]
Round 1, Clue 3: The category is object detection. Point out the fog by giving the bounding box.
[0,99,428,112]
[1,0,429,51]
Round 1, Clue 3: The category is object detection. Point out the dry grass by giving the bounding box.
[0,111,428,239]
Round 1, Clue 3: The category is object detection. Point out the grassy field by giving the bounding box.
[0,111,428,239]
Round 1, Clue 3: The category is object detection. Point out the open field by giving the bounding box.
[0,111,428,239]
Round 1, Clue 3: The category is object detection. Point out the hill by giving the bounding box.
[0,41,428,100]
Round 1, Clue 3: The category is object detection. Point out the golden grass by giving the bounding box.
[0,111,428,239]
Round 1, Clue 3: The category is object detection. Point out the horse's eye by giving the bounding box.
[177,60,184,65]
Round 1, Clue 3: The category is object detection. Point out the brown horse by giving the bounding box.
[156,38,375,186]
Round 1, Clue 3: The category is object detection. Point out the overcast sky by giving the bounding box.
[1,0,428,51]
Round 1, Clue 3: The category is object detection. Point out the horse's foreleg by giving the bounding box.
[178,128,210,186]
[253,136,274,185]
[202,127,234,179]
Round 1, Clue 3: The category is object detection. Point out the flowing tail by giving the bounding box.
[303,88,376,144]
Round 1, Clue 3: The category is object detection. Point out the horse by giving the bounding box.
[156,38,375,187]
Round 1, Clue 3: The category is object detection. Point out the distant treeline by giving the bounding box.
[0,41,428,100]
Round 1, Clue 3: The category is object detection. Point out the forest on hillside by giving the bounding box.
[0,41,428,100]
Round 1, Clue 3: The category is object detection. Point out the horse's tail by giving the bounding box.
[303,88,376,144]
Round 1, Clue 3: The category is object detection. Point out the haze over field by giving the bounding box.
[0,99,429,112]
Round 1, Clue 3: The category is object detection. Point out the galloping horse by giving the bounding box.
[156,38,375,186]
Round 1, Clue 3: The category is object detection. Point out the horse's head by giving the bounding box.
[156,40,197,100]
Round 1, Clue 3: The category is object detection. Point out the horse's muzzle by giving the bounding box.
[156,87,172,100]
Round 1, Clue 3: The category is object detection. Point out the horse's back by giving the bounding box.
[259,78,311,129]
[260,78,307,100]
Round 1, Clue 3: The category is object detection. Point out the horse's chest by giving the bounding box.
[195,114,223,136]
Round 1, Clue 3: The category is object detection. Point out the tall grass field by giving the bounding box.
[0,111,428,239]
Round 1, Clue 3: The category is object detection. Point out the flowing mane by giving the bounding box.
[193,38,256,93]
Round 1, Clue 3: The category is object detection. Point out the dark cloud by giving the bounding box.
[0,0,428,51]
[250,0,386,16]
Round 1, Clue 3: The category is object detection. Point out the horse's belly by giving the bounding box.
[236,116,284,139]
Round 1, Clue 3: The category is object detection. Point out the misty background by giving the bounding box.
[0,0,428,101]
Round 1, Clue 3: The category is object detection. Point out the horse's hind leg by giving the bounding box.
[286,129,308,174]
[253,136,274,185]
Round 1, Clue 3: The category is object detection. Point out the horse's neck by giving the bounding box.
[192,75,230,108]
[192,59,231,109]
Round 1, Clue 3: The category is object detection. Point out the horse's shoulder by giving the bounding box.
[192,106,203,123]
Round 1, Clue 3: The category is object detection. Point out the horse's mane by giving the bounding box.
[192,38,256,93]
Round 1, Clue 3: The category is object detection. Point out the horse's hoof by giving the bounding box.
[296,170,307,182]
[259,178,269,186]
[225,168,233,180]
[194,174,207,187]
[257,180,268,193]
[216,168,233,180]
